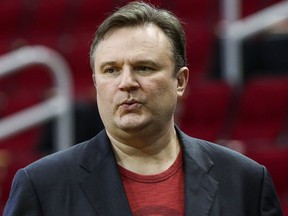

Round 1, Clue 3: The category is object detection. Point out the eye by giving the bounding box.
[135,66,154,73]
[104,67,120,75]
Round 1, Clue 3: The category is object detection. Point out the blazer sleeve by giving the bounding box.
[3,169,43,216]
[260,166,283,216]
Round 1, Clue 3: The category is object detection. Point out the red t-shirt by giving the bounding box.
[118,150,184,216]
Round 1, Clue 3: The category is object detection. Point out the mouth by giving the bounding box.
[119,99,141,111]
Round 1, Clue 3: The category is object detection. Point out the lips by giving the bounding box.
[119,99,141,111]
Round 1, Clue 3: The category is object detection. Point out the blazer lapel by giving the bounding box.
[79,130,132,216]
[78,128,219,216]
[178,129,219,216]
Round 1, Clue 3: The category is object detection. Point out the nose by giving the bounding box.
[118,68,140,92]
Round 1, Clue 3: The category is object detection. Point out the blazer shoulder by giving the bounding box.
[26,140,89,173]
[24,130,110,177]
[178,129,262,173]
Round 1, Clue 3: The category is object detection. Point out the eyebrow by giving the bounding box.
[98,61,118,71]
[98,59,161,71]
[133,60,160,68]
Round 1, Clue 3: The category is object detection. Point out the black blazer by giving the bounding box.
[4,128,283,216]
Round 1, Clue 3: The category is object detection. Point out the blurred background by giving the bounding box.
[1,0,288,214]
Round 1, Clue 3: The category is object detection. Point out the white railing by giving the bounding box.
[221,0,288,86]
[0,46,74,151]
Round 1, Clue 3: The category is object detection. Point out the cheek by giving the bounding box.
[96,89,114,126]
[96,80,116,100]
[96,84,114,113]
[153,79,178,98]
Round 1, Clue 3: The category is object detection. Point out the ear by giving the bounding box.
[176,67,189,97]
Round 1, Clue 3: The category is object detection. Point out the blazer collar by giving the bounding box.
[176,127,219,215]
[79,128,218,216]
[79,130,132,216]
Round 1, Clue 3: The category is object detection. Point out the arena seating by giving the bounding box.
[1,0,288,214]
[229,76,288,145]
[241,0,282,17]
[180,80,233,142]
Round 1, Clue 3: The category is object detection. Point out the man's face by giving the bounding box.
[93,24,188,138]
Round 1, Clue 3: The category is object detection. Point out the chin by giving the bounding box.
[117,121,150,133]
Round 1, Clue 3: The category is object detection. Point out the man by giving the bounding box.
[4,1,283,215]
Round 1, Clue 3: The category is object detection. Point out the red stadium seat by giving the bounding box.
[241,0,282,17]
[230,77,288,144]
[0,0,23,35]
[173,0,219,20]
[74,0,115,33]
[62,32,94,98]
[31,0,71,34]
[180,80,232,142]
[184,21,215,79]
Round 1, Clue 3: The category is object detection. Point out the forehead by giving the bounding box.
[94,24,173,63]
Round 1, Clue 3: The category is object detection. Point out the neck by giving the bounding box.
[107,124,181,175]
